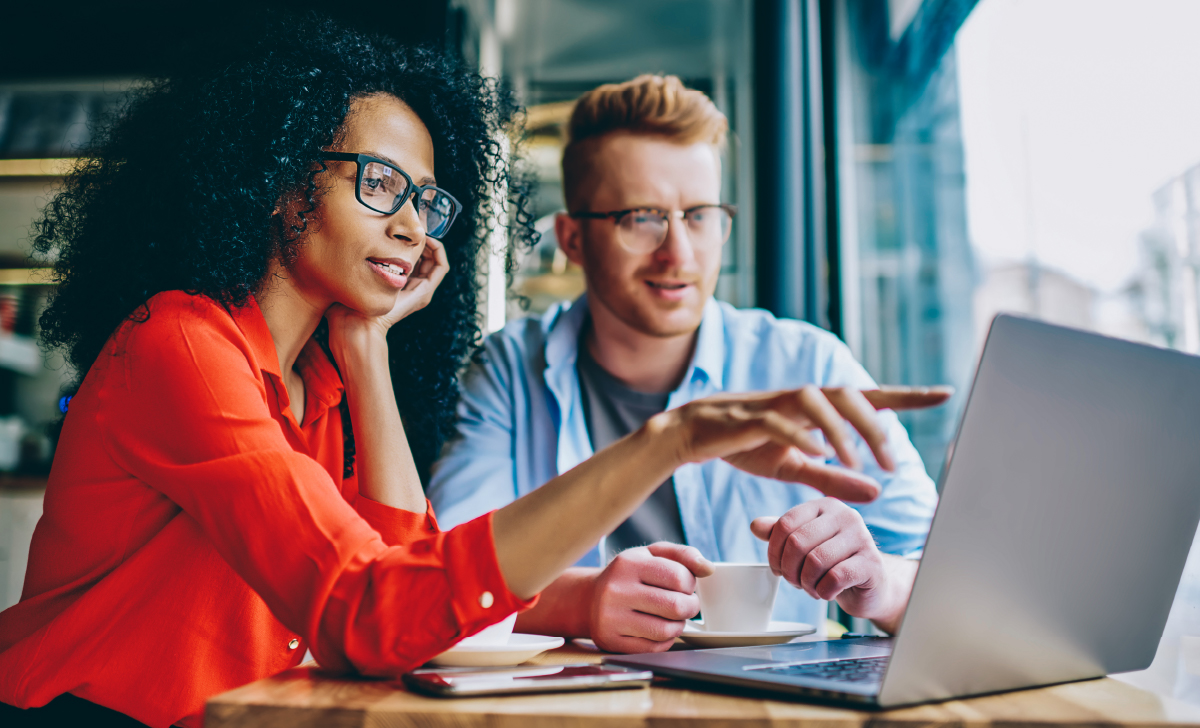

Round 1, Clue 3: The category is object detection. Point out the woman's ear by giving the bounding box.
[273,187,315,234]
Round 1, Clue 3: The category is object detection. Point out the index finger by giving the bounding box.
[767,453,882,502]
[792,386,860,471]
[420,237,450,284]
[823,387,894,471]
[634,549,703,594]
[861,385,953,411]
[646,542,715,578]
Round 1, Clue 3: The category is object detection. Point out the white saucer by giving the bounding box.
[428,633,566,667]
[678,620,815,648]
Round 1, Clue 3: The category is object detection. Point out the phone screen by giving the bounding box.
[404,663,653,697]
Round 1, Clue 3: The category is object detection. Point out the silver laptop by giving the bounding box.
[606,314,1200,708]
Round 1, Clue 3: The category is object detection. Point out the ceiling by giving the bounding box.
[488,0,747,104]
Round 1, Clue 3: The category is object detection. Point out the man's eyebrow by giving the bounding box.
[361,149,437,186]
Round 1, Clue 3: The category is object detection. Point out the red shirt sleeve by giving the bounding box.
[355,492,440,544]
[98,303,531,675]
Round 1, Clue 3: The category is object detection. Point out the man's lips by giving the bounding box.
[644,280,692,291]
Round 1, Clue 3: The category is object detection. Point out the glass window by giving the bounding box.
[461,0,757,318]
[833,0,979,482]
[836,0,1200,479]
[834,0,1200,699]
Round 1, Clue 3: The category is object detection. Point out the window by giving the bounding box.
[833,0,1200,697]
[835,0,1200,480]
[458,0,757,321]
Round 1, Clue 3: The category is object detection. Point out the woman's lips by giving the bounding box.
[368,258,411,289]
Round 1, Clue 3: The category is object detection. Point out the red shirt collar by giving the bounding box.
[229,296,346,419]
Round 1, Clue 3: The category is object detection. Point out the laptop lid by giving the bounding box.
[878,314,1200,706]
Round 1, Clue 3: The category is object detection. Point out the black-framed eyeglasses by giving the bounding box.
[321,152,462,239]
[570,204,737,254]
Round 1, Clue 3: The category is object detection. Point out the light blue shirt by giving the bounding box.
[428,295,938,627]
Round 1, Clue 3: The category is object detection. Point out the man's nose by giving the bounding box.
[652,213,696,265]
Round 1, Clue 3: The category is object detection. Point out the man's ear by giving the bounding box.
[555,212,586,268]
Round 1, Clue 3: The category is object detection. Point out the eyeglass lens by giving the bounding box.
[418,188,456,238]
[358,161,457,238]
[616,207,732,253]
[359,161,411,211]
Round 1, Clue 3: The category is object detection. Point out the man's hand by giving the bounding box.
[588,543,714,653]
[750,498,918,634]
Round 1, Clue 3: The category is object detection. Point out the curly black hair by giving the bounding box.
[32,13,535,482]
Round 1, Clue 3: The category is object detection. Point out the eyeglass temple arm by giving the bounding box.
[570,206,735,220]
[568,211,623,220]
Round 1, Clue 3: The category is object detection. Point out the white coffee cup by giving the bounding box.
[456,612,517,647]
[695,563,780,632]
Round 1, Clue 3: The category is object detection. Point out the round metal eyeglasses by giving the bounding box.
[570,204,736,255]
[321,152,462,239]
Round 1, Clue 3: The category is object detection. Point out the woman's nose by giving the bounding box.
[388,195,427,246]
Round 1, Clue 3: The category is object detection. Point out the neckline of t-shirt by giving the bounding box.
[576,337,672,408]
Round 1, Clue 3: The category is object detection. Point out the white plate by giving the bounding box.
[428,633,566,667]
[678,620,815,648]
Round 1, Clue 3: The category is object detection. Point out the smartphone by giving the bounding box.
[402,663,653,698]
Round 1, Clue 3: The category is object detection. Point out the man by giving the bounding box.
[427,74,939,652]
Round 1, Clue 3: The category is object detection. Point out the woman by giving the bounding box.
[0,15,941,728]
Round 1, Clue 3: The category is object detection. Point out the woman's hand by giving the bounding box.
[326,238,450,352]
[382,237,451,328]
[321,239,449,515]
[493,384,950,598]
[653,385,952,503]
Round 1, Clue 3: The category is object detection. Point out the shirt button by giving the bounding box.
[479,591,494,609]
[288,638,299,650]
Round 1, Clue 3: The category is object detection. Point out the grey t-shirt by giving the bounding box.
[576,338,686,560]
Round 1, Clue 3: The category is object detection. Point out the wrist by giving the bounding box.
[640,409,690,471]
[517,567,599,638]
[580,568,602,638]
[866,554,917,634]
[329,326,389,371]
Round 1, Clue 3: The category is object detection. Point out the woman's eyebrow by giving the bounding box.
[362,149,436,185]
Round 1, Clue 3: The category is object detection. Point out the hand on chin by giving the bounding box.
[330,237,451,340]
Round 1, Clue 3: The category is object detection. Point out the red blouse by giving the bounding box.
[0,291,532,727]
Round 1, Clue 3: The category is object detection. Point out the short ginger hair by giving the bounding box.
[561,74,728,211]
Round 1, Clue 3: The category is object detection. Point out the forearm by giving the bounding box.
[492,416,681,599]
[865,554,919,635]
[332,331,425,513]
[513,567,599,638]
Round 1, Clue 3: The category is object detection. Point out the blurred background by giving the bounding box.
[3,0,1200,698]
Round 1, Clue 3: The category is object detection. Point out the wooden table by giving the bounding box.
[206,643,1200,728]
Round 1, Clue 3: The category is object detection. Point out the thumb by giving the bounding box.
[750,516,778,542]
[646,542,715,578]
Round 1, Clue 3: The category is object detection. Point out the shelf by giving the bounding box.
[0,269,52,286]
[0,475,47,492]
[0,159,76,177]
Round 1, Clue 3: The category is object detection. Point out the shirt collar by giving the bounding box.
[543,293,727,394]
[230,296,345,414]
[690,297,727,391]
[544,294,591,374]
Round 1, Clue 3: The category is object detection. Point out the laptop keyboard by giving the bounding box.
[764,656,890,684]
